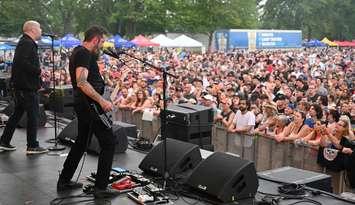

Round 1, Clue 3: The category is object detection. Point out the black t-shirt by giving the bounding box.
[69,46,105,100]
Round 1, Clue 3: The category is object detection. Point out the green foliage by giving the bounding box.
[0,0,257,39]
[0,0,352,42]
[259,0,355,40]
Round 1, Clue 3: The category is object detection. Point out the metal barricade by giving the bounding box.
[141,116,161,143]
[211,123,228,152]
[112,110,348,193]
[325,169,345,194]
[289,143,304,169]
[227,133,257,163]
[118,108,134,124]
[255,136,273,171]
[302,145,323,173]
[112,108,123,122]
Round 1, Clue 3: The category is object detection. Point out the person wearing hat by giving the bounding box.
[285,103,295,116]
[254,101,278,136]
[201,94,216,109]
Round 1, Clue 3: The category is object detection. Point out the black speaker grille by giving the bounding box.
[139,138,202,177]
[186,152,258,203]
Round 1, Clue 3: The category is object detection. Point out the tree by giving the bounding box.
[171,0,258,50]
[0,0,81,36]
[259,0,355,40]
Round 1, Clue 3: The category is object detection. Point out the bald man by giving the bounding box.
[0,20,48,154]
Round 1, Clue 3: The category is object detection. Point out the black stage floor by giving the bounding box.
[0,125,353,205]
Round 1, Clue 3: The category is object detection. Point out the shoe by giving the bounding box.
[0,142,16,151]
[57,180,83,191]
[26,146,48,155]
[94,187,119,198]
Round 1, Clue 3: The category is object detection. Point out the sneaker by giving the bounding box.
[26,146,48,155]
[57,180,83,191]
[0,142,16,151]
[94,187,119,198]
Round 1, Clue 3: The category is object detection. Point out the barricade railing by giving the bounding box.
[211,125,347,194]
[114,108,160,142]
[114,108,347,193]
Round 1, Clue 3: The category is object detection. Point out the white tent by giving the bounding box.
[172,34,203,47]
[151,34,177,47]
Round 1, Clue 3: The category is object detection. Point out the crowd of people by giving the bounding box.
[100,47,354,188]
[3,45,355,187]
[38,47,354,140]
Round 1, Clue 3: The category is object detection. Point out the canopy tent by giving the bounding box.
[103,41,114,48]
[302,39,326,47]
[108,34,136,48]
[172,35,203,47]
[131,35,159,47]
[60,34,81,48]
[151,34,177,47]
[333,41,355,47]
[321,37,337,46]
[0,43,14,50]
[38,36,61,48]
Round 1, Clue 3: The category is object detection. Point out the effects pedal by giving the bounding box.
[128,187,154,204]
[112,167,128,174]
[129,173,151,185]
[109,172,127,183]
[86,172,96,183]
[111,176,138,191]
[144,183,163,193]
[83,184,95,194]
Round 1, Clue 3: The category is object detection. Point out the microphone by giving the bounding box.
[108,47,126,56]
[42,32,57,38]
[103,49,119,59]
[102,48,126,59]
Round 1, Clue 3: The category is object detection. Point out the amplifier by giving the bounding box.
[164,103,213,126]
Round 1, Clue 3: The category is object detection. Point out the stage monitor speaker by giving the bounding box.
[58,119,135,153]
[258,166,332,193]
[88,121,130,154]
[139,138,202,178]
[57,118,78,144]
[186,152,258,203]
[2,102,47,127]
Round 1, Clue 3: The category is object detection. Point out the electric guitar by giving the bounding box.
[90,103,113,130]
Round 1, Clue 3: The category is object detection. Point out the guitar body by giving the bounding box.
[90,103,113,130]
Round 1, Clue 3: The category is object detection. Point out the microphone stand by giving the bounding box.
[46,35,65,152]
[105,49,177,189]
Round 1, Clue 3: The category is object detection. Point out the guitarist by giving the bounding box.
[57,26,117,198]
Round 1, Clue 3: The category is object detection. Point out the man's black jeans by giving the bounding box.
[0,90,39,148]
[59,104,115,189]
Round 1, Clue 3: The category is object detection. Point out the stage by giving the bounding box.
[0,125,353,205]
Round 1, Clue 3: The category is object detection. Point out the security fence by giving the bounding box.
[114,109,349,194]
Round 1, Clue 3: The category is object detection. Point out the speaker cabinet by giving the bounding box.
[57,118,78,144]
[46,85,75,119]
[186,152,258,203]
[139,138,202,178]
[58,119,135,153]
[89,122,129,154]
[164,103,213,146]
[2,102,47,127]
